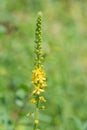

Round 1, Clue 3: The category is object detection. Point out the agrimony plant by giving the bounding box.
[27,12,47,130]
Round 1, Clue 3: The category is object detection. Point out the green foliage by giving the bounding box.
[0,0,87,130]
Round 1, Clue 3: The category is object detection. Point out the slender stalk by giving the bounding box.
[33,96,39,130]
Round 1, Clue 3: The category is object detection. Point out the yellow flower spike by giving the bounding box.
[30,12,47,130]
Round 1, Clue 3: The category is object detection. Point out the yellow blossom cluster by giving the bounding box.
[32,67,47,95]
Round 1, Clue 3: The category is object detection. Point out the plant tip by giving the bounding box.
[38,11,42,16]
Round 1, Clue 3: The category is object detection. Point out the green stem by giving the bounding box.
[33,95,39,130]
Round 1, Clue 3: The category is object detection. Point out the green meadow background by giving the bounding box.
[0,0,87,130]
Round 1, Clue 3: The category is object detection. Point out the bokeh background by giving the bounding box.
[0,0,87,130]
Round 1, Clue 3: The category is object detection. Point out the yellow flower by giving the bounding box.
[32,86,45,95]
[41,106,45,110]
[34,119,39,124]
[29,98,36,103]
[39,96,46,102]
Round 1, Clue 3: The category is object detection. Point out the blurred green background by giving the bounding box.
[0,0,87,130]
